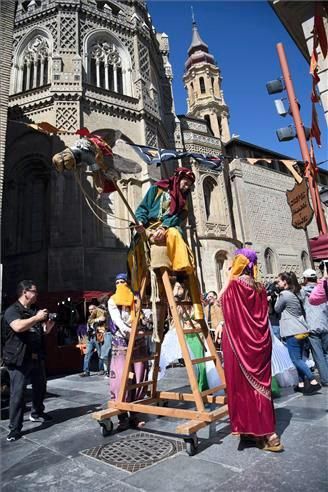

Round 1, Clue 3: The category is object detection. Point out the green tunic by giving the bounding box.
[134,185,187,232]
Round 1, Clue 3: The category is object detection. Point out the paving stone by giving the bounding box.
[124,454,237,491]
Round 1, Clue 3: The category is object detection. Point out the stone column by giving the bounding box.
[26,62,31,90]
[104,60,109,90]
[220,112,231,142]
[40,58,45,86]
[113,65,118,92]
[96,59,100,87]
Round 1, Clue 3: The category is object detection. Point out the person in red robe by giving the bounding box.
[220,248,283,452]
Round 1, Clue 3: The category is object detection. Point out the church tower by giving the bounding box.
[183,16,230,142]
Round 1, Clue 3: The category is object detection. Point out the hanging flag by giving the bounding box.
[311,104,321,146]
[190,153,224,170]
[314,3,328,59]
[128,143,224,170]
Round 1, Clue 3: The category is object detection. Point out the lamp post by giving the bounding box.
[276,42,328,236]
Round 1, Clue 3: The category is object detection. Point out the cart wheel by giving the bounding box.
[100,420,113,437]
[184,435,198,456]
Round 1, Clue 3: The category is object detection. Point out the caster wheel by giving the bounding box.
[184,435,198,456]
[100,420,113,437]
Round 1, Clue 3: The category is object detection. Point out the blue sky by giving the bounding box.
[148,0,327,170]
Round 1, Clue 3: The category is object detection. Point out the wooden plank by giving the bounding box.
[111,401,215,422]
[157,391,226,405]
[191,355,216,365]
[175,406,228,435]
[182,328,202,334]
[127,380,154,390]
[161,269,205,413]
[150,340,162,398]
[176,420,207,435]
[201,384,225,397]
[92,408,122,421]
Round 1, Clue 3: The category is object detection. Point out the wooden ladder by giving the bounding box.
[92,269,228,436]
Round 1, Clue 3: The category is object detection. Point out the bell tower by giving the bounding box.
[183,15,230,143]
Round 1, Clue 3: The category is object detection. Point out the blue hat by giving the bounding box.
[115,273,128,282]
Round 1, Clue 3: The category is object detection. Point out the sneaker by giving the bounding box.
[7,430,22,442]
[79,371,90,377]
[29,413,53,423]
[293,385,304,393]
[304,382,321,395]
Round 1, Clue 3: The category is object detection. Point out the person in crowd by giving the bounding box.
[80,304,106,377]
[107,273,148,430]
[205,291,224,345]
[309,261,328,306]
[129,167,203,322]
[275,272,321,394]
[220,249,283,452]
[3,280,55,441]
[302,269,328,387]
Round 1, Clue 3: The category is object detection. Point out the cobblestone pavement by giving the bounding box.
[1,367,327,491]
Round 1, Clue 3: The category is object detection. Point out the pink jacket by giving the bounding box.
[308,279,328,305]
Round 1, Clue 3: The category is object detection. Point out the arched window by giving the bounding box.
[215,250,228,291]
[199,76,205,94]
[84,32,132,95]
[203,176,220,222]
[13,34,50,93]
[264,248,275,275]
[301,251,310,271]
[204,115,213,135]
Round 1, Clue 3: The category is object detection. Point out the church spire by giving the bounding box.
[188,13,209,56]
[183,14,230,142]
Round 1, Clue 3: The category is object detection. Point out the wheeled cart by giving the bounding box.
[92,269,228,455]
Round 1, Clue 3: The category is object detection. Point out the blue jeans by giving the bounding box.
[83,338,103,372]
[309,332,328,384]
[100,332,112,362]
[286,335,315,383]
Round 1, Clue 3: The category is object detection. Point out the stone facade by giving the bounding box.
[2,1,327,301]
[0,0,16,306]
[2,0,177,297]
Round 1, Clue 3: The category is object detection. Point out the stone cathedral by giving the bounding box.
[2,0,328,299]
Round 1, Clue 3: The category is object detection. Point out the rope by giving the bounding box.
[74,171,133,223]
[84,195,134,230]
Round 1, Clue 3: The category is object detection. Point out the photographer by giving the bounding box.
[3,280,55,442]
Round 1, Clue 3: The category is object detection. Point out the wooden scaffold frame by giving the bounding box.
[92,267,228,455]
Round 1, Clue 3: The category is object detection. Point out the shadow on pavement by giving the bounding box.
[21,403,99,436]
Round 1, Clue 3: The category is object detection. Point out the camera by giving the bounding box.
[47,312,58,321]
[265,282,280,305]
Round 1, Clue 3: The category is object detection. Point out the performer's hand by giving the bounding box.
[135,224,145,235]
[153,228,166,242]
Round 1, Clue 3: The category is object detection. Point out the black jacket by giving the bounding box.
[2,302,44,366]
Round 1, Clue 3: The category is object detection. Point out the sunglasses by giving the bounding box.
[116,279,126,284]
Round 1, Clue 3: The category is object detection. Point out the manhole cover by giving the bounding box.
[81,432,185,473]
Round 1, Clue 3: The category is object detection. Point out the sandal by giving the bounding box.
[260,434,284,453]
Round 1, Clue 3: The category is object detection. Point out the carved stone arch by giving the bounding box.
[83,29,133,96]
[264,247,277,276]
[215,249,229,291]
[201,174,222,223]
[12,27,53,93]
